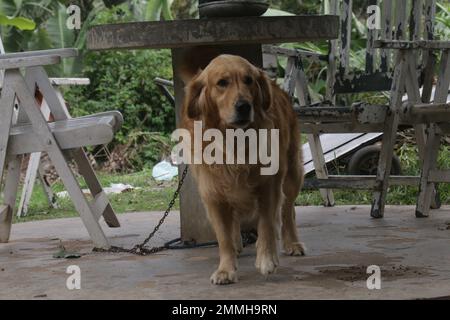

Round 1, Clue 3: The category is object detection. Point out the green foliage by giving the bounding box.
[0,0,63,51]
[0,14,36,30]
[171,0,198,19]
[435,2,450,39]
[145,0,174,20]
[0,0,106,76]
[270,0,322,15]
[60,5,175,168]
[64,49,174,143]
[12,169,180,222]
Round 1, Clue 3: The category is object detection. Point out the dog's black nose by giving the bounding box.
[235,100,251,118]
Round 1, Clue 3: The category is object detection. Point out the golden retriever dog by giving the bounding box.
[181,54,304,285]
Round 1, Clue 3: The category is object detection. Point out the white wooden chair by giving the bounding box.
[0,48,122,248]
[264,0,441,218]
[379,41,450,218]
[0,36,94,217]
[16,77,92,217]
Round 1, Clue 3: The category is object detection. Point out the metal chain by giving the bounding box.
[93,166,189,256]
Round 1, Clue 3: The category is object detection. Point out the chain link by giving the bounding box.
[93,166,189,256]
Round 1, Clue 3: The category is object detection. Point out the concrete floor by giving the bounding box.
[1,205,450,300]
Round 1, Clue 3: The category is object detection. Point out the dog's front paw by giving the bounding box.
[284,242,306,256]
[255,254,279,277]
[210,269,238,285]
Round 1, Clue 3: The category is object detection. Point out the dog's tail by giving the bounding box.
[179,46,220,84]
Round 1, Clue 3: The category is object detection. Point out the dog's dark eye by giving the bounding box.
[244,76,253,85]
[217,79,229,87]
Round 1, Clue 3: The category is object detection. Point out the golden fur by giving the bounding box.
[181,54,305,284]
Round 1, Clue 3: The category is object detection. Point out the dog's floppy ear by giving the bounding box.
[256,69,273,111]
[183,71,204,120]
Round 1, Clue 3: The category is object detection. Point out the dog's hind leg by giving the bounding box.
[281,204,305,256]
[206,201,238,285]
[255,178,282,277]
[281,154,306,256]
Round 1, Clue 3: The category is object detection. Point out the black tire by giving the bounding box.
[347,145,402,175]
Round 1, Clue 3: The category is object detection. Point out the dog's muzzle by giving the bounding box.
[232,100,253,127]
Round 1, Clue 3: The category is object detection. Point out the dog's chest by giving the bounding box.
[194,164,263,203]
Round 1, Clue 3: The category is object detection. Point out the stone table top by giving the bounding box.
[87,15,339,50]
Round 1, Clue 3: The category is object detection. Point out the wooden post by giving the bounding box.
[370,51,406,218]
[326,0,338,102]
[339,0,353,74]
[365,0,379,73]
[0,156,22,242]
[380,0,392,71]
[416,49,450,217]
[415,124,440,217]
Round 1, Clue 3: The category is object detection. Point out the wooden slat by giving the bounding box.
[0,157,21,242]
[8,115,117,155]
[428,170,450,183]
[326,0,339,102]
[0,48,78,60]
[423,0,436,41]
[365,0,379,73]
[0,74,16,187]
[434,50,450,103]
[374,40,450,49]
[90,191,109,221]
[409,0,422,41]
[370,51,406,218]
[421,0,436,74]
[404,51,426,162]
[306,134,335,205]
[394,0,407,40]
[409,0,423,71]
[0,35,5,85]
[49,78,90,86]
[294,60,312,106]
[1,77,22,242]
[262,45,327,61]
[334,71,393,93]
[339,0,353,73]
[410,102,450,114]
[283,57,296,97]
[421,51,436,103]
[380,0,392,71]
[0,55,60,69]
[72,148,120,227]
[416,124,440,217]
[303,175,420,190]
[296,106,353,122]
[300,122,385,134]
[17,152,42,217]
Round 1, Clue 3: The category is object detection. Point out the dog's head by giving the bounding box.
[182,54,273,129]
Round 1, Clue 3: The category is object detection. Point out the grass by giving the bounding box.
[8,142,450,224]
[11,169,179,223]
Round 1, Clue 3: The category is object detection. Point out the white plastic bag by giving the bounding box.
[152,160,178,181]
